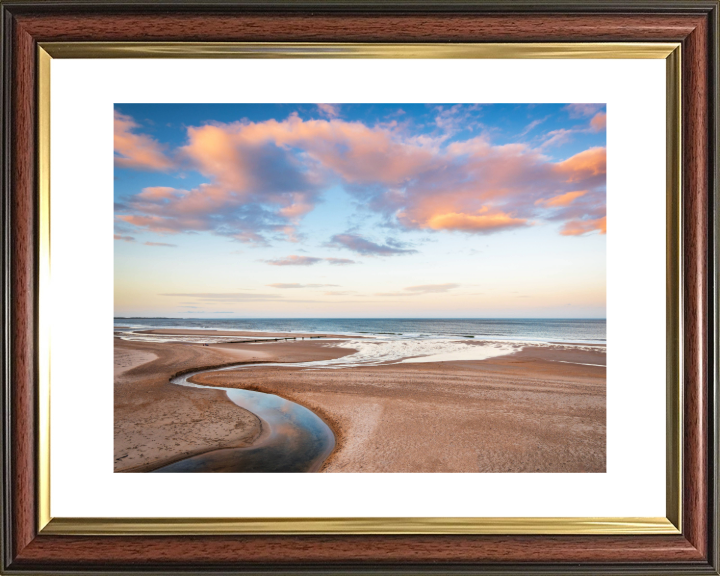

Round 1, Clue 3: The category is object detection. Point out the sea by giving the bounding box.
[114,317,604,343]
[114,318,606,367]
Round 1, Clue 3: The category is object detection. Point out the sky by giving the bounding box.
[114,103,606,318]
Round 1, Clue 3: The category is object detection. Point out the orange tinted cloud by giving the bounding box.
[590,112,607,131]
[537,190,587,208]
[561,216,606,236]
[136,186,181,200]
[388,145,604,235]
[114,112,174,171]
[427,211,528,233]
[182,115,435,190]
[116,214,189,234]
[144,241,177,247]
[404,283,459,294]
[555,147,606,182]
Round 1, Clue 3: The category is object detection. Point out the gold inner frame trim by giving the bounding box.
[43,516,678,536]
[665,45,683,531]
[40,41,679,59]
[36,42,683,536]
[38,46,52,533]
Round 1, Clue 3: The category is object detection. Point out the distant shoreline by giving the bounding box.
[115,316,608,320]
[113,319,607,350]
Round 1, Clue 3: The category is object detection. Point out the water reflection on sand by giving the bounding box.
[153,367,335,473]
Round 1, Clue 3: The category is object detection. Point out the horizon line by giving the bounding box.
[114,316,607,320]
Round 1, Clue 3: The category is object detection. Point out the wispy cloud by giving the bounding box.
[161,292,282,301]
[540,128,576,149]
[404,283,460,294]
[263,255,324,266]
[144,241,177,247]
[327,233,417,256]
[161,292,361,305]
[185,310,235,314]
[538,107,606,150]
[433,104,484,135]
[317,103,340,118]
[564,104,604,118]
[262,255,359,266]
[519,116,548,137]
[374,283,460,297]
[267,283,339,289]
[325,257,357,265]
[114,234,135,242]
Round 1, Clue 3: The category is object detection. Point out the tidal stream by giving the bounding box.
[153,364,336,473]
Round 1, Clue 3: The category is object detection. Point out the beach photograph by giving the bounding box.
[114,103,607,473]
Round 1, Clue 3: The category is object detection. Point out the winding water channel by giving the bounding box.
[152,364,336,473]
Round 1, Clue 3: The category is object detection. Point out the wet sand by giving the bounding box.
[114,337,352,472]
[115,334,605,473]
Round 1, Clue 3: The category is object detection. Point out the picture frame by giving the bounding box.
[1,1,717,573]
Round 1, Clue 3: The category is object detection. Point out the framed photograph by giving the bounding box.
[1,1,718,574]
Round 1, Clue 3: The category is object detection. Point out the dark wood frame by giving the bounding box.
[1,1,718,573]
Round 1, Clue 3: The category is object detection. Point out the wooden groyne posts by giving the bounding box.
[224,335,328,344]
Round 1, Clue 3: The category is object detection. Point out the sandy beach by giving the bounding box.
[114,337,352,472]
[115,331,605,473]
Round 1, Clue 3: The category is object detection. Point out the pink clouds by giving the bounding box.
[590,112,607,132]
[181,114,434,190]
[383,144,605,236]
[317,104,340,118]
[540,128,576,149]
[117,214,191,234]
[536,190,587,208]
[539,105,605,150]
[144,241,177,247]
[426,210,528,233]
[555,147,606,181]
[564,104,604,118]
[136,186,181,200]
[561,216,607,236]
[405,283,459,294]
[116,110,606,242]
[114,112,174,171]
